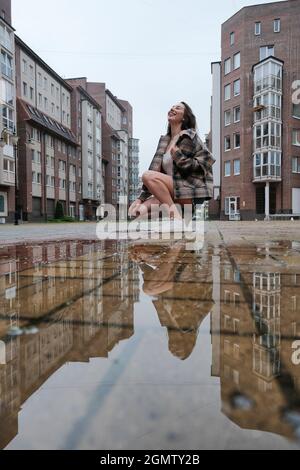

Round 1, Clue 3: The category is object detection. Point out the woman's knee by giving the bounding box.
[142,170,156,186]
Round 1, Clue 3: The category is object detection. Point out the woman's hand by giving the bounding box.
[128,199,143,218]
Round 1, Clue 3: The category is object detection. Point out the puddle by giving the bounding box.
[0,239,300,449]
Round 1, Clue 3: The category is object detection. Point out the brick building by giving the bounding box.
[210,0,300,220]
[66,78,103,220]
[15,36,79,221]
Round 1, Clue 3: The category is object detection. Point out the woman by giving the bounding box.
[128,102,215,225]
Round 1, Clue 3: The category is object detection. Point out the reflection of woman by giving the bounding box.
[128,102,215,225]
[129,242,214,360]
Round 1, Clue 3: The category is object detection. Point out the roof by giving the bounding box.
[252,55,284,71]
[15,36,73,92]
[17,98,78,145]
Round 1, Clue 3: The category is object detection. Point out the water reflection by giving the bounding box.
[0,239,299,449]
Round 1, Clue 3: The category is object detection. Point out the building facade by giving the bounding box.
[0,0,16,223]
[66,78,103,220]
[15,36,79,221]
[211,0,300,220]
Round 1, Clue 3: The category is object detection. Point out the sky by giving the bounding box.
[13,0,284,173]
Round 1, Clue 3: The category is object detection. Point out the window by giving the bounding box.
[23,82,27,96]
[225,136,231,152]
[293,103,300,119]
[234,133,241,148]
[224,58,231,75]
[38,93,42,106]
[1,51,13,79]
[230,32,235,46]
[22,59,27,74]
[254,151,281,178]
[254,60,282,94]
[38,73,42,86]
[225,161,231,176]
[224,84,231,101]
[2,106,14,131]
[30,87,34,100]
[255,122,281,150]
[234,159,240,175]
[260,45,274,61]
[234,106,240,123]
[292,130,300,146]
[233,52,240,70]
[292,157,300,173]
[233,79,240,96]
[274,19,280,33]
[29,65,34,78]
[44,77,47,91]
[255,22,261,35]
[224,110,231,126]
[44,97,48,110]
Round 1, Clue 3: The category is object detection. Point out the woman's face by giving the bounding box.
[168,103,186,126]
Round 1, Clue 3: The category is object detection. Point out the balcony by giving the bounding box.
[253,151,281,183]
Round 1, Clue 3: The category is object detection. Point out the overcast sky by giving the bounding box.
[13,0,284,173]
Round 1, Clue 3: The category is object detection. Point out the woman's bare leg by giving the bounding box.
[142,171,182,219]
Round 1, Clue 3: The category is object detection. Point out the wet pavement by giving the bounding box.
[0,224,300,450]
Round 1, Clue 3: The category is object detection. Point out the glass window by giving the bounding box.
[0,79,14,106]
[292,157,300,173]
[233,79,240,96]
[274,19,280,33]
[230,32,235,46]
[224,110,231,126]
[233,52,240,70]
[224,58,231,75]
[1,51,13,79]
[224,84,231,101]
[292,130,300,146]
[234,133,241,148]
[260,45,274,61]
[293,103,300,119]
[234,106,240,122]
[255,22,261,35]
[225,136,231,151]
[2,106,14,131]
[225,161,231,176]
[234,159,240,175]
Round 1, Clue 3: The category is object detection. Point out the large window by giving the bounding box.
[0,24,13,51]
[254,151,281,179]
[292,130,300,146]
[254,122,281,150]
[254,92,281,121]
[234,133,241,148]
[260,45,274,61]
[230,32,235,46]
[225,136,231,151]
[233,52,240,70]
[0,79,14,106]
[224,84,231,101]
[254,60,282,94]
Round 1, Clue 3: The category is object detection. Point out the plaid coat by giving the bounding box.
[138,129,215,202]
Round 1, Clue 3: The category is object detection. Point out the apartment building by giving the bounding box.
[0,0,16,223]
[15,36,79,221]
[66,78,103,220]
[210,0,300,220]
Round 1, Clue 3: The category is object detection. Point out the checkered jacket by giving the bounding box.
[138,129,215,202]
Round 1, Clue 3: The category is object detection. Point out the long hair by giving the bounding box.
[167,101,197,136]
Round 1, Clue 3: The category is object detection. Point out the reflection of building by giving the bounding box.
[212,243,300,441]
[0,0,16,223]
[0,239,137,448]
[210,0,300,220]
